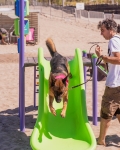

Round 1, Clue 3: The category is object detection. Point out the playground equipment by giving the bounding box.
[16,0,102,133]
[32,50,107,127]
[14,0,29,36]
[15,0,29,17]
[15,0,29,132]
[14,18,29,36]
[30,48,96,150]
[33,66,39,107]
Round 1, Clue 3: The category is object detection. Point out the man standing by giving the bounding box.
[0,28,9,45]
[95,18,120,146]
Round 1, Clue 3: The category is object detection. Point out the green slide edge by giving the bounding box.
[30,48,96,150]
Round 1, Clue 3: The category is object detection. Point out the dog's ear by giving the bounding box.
[62,76,68,86]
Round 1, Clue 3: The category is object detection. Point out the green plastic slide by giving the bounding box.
[30,48,96,150]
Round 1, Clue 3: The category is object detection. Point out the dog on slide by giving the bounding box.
[46,38,71,118]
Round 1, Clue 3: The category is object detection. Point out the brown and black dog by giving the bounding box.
[46,38,71,118]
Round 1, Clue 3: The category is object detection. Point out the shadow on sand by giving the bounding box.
[0,105,38,150]
[106,135,120,148]
[1,106,119,149]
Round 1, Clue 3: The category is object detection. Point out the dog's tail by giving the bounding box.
[46,38,57,57]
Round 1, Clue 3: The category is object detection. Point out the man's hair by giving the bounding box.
[98,18,120,33]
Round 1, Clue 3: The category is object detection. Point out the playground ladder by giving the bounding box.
[34,66,39,107]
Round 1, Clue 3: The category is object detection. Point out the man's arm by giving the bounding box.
[95,45,120,64]
[103,52,120,64]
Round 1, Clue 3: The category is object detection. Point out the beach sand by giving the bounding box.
[0,14,120,150]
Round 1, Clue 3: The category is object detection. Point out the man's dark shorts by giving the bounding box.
[101,86,120,119]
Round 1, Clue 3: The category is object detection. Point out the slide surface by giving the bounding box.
[30,48,96,150]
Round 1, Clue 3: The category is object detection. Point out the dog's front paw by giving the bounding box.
[61,110,66,118]
[50,107,56,116]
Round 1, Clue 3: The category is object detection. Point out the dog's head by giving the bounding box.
[50,74,68,103]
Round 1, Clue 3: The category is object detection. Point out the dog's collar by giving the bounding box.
[55,74,68,85]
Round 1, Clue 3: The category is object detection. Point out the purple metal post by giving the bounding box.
[19,48,20,117]
[92,54,98,126]
[34,66,36,107]
[82,50,87,89]
[20,0,25,132]
[18,38,20,117]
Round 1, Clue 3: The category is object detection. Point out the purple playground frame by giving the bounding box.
[34,66,36,107]
[18,0,98,130]
[19,0,25,132]
[82,51,98,126]
[92,54,98,126]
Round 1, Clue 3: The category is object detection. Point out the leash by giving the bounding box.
[96,55,103,66]
[69,44,101,90]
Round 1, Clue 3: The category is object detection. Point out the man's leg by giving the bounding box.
[114,108,120,123]
[1,37,7,45]
[97,118,111,146]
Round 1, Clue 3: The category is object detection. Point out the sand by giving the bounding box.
[0,12,120,150]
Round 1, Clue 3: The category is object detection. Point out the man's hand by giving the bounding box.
[95,45,103,58]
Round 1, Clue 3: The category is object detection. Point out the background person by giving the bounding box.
[0,28,9,45]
